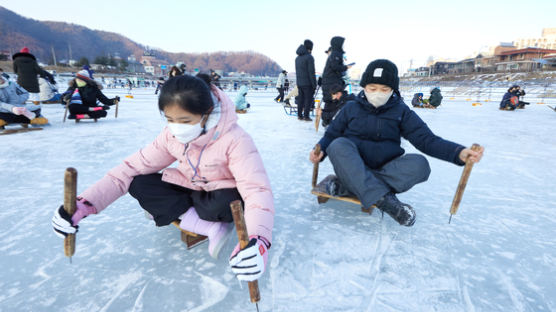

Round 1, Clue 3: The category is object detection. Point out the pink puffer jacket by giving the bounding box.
[80,87,274,242]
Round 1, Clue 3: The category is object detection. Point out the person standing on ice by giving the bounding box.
[309,59,484,226]
[295,39,317,121]
[12,48,55,105]
[52,75,274,282]
[321,36,352,127]
[62,70,119,120]
[274,70,287,102]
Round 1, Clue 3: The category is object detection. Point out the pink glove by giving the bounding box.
[89,107,103,111]
[229,235,270,282]
[12,107,35,120]
[71,197,98,225]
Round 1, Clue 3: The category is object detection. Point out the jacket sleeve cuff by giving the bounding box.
[453,146,466,166]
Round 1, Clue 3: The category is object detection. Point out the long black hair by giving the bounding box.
[158,75,214,115]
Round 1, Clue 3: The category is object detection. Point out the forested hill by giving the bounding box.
[0,6,281,75]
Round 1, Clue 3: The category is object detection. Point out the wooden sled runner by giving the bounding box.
[170,220,208,249]
[311,145,375,214]
[0,123,43,135]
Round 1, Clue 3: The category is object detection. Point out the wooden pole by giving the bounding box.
[312,145,321,188]
[63,99,69,123]
[230,200,261,305]
[314,100,321,132]
[449,144,482,223]
[63,168,77,261]
[115,99,119,118]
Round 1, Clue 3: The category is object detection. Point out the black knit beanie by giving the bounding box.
[304,40,313,51]
[360,59,399,91]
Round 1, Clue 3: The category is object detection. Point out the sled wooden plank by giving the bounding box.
[0,127,43,135]
[75,117,98,123]
[171,220,208,249]
[312,174,375,214]
[311,190,362,205]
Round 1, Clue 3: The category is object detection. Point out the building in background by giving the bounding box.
[513,28,556,50]
[495,47,556,71]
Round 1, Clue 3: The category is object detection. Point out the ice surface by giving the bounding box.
[0,87,555,312]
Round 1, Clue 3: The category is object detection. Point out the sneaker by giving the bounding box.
[303,117,313,121]
[375,193,416,226]
[325,177,339,196]
[325,176,351,197]
[208,222,234,259]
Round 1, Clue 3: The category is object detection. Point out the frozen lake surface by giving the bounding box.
[1,87,555,311]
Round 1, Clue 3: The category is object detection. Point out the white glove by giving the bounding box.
[229,237,269,282]
[12,107,35,120]
[51,206,78,238]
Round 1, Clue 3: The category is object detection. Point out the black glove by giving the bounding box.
[62,93,71,104]
[113,96,120,103]
[52,205,78,238]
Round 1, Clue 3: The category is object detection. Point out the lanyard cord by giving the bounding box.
[186,141,208,182]
[185,117,210,182]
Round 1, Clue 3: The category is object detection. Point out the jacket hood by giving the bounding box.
[431,88,440,93]
[12,52,36,61]
[185,86,238,148]
[330,36,345,52]
[296,44,309,56]
[238,85,248,96]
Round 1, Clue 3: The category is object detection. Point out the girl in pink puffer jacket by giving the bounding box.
[52,75,274,282]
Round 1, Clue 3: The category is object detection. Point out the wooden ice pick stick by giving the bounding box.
[449,144,482,224]
[312,144,321,188]
[230,200,261,311]
[64,168,77,263]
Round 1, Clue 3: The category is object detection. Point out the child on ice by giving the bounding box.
[62,70,119,120]
[310,59,483,226]
[0,75,48,126]
[234,85,250,113]
[52,75,274,281]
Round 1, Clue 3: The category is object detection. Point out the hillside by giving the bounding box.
[0,6,281,75]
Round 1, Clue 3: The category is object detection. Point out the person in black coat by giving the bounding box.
[295,39,317,121]
[310,59,484,227]
[12,47,55,104]
[63,70,119,120]
[321,36,352,121]
[499,85,519,110]
[321,83,356,127]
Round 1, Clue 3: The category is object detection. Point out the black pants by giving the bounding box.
[0,110,40,124]
[68,104,108,119]
[275,87,284,102]
[128,173,243,226]
[298,86,314,118]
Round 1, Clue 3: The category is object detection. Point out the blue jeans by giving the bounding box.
[327,137,431,209]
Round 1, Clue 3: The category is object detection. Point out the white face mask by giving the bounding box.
[364,90,393,108]
[167,122,204,144]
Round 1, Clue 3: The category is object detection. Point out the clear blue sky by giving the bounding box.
[1,0,555,74]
